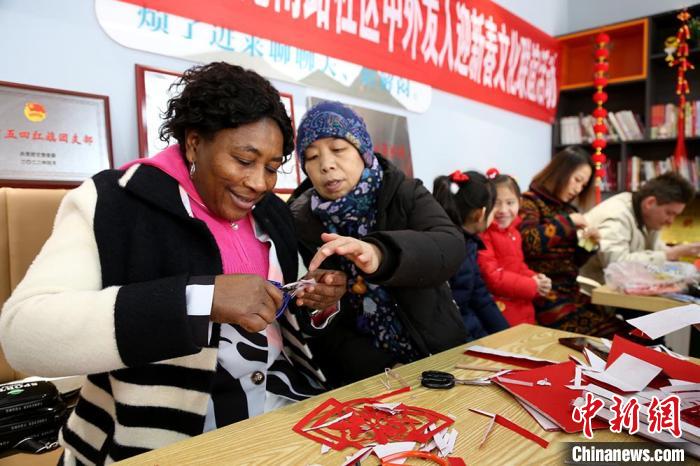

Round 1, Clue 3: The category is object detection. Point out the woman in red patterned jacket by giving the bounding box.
[519,147,623,336]
[478,173,551,326]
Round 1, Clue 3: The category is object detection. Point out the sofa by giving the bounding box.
[0,187,69,465]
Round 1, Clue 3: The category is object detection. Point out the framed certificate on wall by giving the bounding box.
[0,81,113,188]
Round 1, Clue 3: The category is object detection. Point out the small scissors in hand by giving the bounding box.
[269,278,316,318]
[420,370,491,389]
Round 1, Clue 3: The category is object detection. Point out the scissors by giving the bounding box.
[269,279,316,318]
[420,370,491,389]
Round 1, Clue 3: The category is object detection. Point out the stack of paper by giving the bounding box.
[465,332,700,459]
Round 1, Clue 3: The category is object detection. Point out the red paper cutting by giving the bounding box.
[292,387,455,451]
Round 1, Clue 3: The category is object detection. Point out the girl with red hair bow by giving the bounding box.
[432,170,509,341]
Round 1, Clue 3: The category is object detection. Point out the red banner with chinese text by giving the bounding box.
[119,0,559,122]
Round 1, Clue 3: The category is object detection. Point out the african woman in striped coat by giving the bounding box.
[0,62,346,465]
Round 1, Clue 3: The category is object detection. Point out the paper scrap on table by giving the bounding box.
[583,348,607,372]
[478,415,496,449]
[515,398,560,432]
[584,353,662,392]
[373,442,416,464]
[372,402,403,414]
[341,446,373,466]
[653,345,690,361]
[574,365,582,387]
[465,345,558,364]
[670,379,696,386]
[469,408,549,448]
[661,383,700,393]
[303,412,353,431]
[627,304,700,340]
[496,376,534,387]
[569,355,587,367]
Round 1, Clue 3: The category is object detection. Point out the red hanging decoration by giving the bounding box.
[669,9,695,171]
[591,32,610,204]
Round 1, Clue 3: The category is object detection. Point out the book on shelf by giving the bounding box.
[626,155,700,191]
[599,159,619,193]
[650,101,700,139]
[558,110,643,144]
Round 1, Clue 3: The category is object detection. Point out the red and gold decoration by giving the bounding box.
[668,9,695,170]
[591,32,610,204]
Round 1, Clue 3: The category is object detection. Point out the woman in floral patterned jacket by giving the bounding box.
[519,146,623,337]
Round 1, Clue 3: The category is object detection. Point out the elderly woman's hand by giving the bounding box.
[295,269,347,309]
[211,274,283,333]
[308,233,383,274]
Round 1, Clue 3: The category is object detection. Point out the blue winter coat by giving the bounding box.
[449,231,510,340]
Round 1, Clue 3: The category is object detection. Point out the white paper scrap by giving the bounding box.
[583,348,606,372]
[657,345,690,361]
[372,402,403,414]
[373,442,416,464]
[568,355,588,367]
[433,428,449,452]
[424,423,440,435]
[320,444,331,454]
[627,304,700,340]
[303,412,353,431]
[661,383,700,393]
[584,353,662,392]
[670,379,696,386]
[496,376,534,387]
[515,398,560,431]
[574,365,583,387]
[478,416,496,449]
[342,446,373,466]
[438,429,457,457]
[419,439,437,452]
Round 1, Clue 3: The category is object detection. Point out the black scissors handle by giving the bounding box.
[420,370,455,389]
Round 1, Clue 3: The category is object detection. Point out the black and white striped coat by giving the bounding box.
[0,165,326,464]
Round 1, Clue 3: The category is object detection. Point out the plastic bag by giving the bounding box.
[604,261,699,295]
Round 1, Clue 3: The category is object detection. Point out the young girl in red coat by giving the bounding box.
[478,172,552,326]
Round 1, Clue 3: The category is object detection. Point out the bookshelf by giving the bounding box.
[553,5,700,195]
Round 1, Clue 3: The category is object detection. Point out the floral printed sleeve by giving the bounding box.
[519,196,577,257]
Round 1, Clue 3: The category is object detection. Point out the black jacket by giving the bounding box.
[449,231,509,340]
[289,155,467,387]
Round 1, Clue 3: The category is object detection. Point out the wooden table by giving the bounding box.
[591,285,684,312]
[116,324,680,465]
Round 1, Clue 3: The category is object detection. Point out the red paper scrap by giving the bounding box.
[495,414,549,448]
[492,361,607,433]
[469,408,549,449]
[607,336,700,383]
